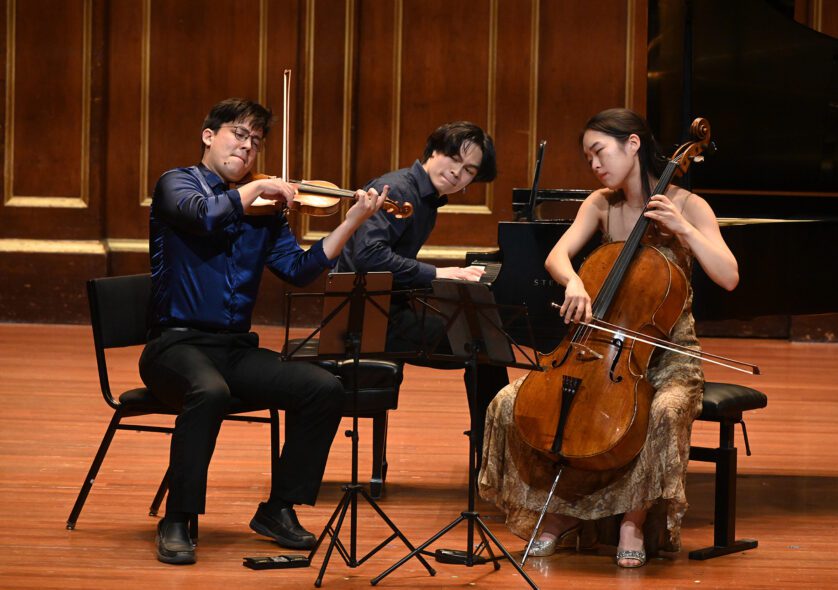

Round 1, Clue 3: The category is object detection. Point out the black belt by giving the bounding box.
[148,326,244,339]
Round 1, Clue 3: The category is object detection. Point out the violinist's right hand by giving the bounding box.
[559,275,592,324]
[436,266,485,281]
[238,176,297,209]
[257,177,297,207]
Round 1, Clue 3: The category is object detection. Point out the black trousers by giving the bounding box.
[139,330,343,515]
[386,299,509,462]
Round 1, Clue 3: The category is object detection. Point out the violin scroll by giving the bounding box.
[382,199,413,219]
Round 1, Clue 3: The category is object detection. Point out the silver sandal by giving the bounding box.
[615,548,647,568]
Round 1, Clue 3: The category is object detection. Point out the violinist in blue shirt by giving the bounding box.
[140,98,388,565]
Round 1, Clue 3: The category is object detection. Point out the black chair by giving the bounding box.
[282,338,403,499]
[688,381,768,559]
[66,274,281,535]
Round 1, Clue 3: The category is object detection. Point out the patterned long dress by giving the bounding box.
[478,224,705,555]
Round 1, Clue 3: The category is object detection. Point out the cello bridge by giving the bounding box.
[571,342,603,361]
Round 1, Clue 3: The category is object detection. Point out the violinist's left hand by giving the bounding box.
[643,194,692,237]
[344,185,389,228]
[321,185,389,259]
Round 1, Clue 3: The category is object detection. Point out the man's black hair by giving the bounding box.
[201,98,274,137]
[421,121,497,182]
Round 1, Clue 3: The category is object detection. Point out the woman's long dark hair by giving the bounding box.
[581,108,668,199]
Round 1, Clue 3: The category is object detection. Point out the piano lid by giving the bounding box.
[648,0,837,200]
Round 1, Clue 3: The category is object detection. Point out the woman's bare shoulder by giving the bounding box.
[585,188,616,210]
[667,186,717,223]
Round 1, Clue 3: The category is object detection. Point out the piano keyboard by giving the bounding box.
[469,262,502,285]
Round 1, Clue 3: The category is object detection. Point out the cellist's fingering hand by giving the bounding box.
[643,194,691,237]
[560,275,592,325]
[344,184,389,227]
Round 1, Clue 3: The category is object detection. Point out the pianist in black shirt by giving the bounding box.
[336,121,509,458]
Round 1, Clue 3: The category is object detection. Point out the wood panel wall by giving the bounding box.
[0,0,833,331]
[0,0,647,324]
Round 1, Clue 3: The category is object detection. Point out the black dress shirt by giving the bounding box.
[336,160,447,289]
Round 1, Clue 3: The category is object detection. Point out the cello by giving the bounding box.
[512,117,756,473]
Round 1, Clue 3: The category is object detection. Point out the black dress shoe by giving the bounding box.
[156,519,196,565]
[249,503,316,549]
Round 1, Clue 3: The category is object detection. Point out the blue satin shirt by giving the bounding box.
[148,164,334,333]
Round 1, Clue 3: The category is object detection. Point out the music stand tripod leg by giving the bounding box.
[297,275,435,585]
[373,340,540,590]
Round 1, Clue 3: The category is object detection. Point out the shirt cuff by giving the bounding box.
[415,261,437,286]
[312,239,338,268]
[227,189,244,216]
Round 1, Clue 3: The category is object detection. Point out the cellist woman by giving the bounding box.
[478,107,739,568]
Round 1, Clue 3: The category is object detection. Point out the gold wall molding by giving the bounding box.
[4,0,92,208]
[624,0,637,109]
[342,0,355,190]
[439,0,497,216]
[138,0,151,206]
[439,203,493,215]
[390,0,404,170]
[698,188,838,197]
[812,0,823,31]
[256,0,269,172]
[0,239,106,254]
[300,0,316,240]
[528,0,540,172]
[105,238,149,253]
[138,1,268,206]
[417,245,489,260]
[0,238,467,259]
[300,0,355,241]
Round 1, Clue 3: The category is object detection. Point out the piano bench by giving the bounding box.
[285,339,403,499]
[688,381,767,560]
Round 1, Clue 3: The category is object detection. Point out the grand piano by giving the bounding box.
[471,1,838,353]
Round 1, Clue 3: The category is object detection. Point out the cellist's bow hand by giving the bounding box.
[644,194,692,237]
[559,276,592,325]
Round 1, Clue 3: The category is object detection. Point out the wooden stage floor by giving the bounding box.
[1,323,837,589]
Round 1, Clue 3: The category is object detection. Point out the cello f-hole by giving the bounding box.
[608,336,624,383]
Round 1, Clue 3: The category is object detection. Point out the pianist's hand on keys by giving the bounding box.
[436,266,485,281]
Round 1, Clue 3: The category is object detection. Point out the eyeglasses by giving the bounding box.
[221,125,263,152]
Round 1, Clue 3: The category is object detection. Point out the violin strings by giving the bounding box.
[289,181,356,199]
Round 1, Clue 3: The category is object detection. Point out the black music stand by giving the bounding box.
[372,279,541,589]
[282,272,435,587]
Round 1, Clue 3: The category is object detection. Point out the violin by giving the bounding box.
[238,174,414,218]
[237,70,413,219]
[512,118,757,472]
